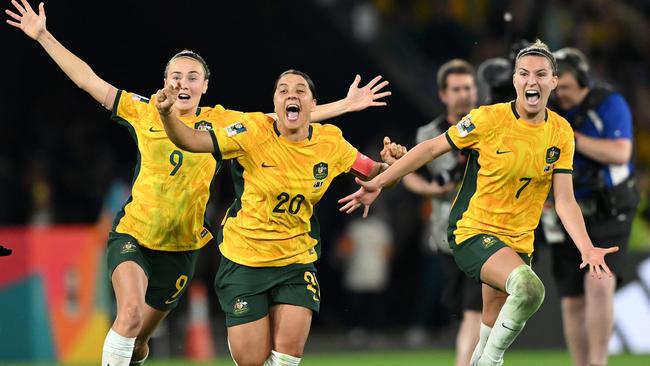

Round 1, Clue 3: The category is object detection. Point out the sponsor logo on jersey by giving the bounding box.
[194,121,213,131]
[225,122,247,137]
[233,298,249,315]
[456,115,476,137]
[121,241,137,254]
[544,164,555,173]
[546,146,560,164]
[313,181,323,189]
[313,162,328,180]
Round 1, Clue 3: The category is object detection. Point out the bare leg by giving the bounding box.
[102,261,148,366]
[132,305,169,362]
[585,272,616,366]
[478,247,544,366]
[112,261,148,336]
[456,310,481,366]
[269,304,312,357]
[228,316,272,366]
[560,296,588,366]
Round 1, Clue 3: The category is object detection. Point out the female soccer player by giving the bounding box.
[339,40,619,366]
[155,69,405,366]
[6,2,392,365]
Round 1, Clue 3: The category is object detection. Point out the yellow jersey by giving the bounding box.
[209,114,358,267]
[111,90,242,251]
[445,101,574,254]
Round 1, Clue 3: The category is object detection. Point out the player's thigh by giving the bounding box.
[452,234,529,290]
[269,304,313,356]
[215,256,275,327]
[107,232,148,308]
[228,315,272,365]
[143,246,200,311]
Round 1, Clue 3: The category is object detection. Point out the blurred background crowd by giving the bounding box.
[2,0,650,360]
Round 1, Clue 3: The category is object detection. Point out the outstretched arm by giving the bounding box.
[155,83,214,153]
[339,133,451,217]
[553,173,619,278]
[266,75,391,121]
[6,0,117,109]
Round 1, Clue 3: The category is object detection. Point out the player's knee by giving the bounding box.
[273,343,305,359]
[115,303,144,333]
[506,265,545,317]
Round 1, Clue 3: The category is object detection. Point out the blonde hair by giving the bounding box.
[515,39,557,74]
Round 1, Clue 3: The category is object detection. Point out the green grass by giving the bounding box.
[4,349,650,366]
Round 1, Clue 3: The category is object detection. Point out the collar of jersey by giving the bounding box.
[510,100,548,122]
[273,121,313,141]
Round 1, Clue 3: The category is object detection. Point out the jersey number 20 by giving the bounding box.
[273,192,306,214]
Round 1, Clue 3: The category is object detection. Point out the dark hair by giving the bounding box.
[436,59,476,91]
[515,39,557,75]
[554,47,590,88]
[164,50,211,80]
[274,69,317,99]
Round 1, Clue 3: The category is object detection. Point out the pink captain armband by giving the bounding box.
[350,151,376,180]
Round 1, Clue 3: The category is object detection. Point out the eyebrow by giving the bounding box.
[278,82,308,88]
[170,70,201,75]
[517,67,550,73]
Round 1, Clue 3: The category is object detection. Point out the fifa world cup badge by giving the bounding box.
[457,116,476,137]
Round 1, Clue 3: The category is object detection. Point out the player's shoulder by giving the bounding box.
[472,102,510,119]
[547,108,572,131]
[314,122,344,138]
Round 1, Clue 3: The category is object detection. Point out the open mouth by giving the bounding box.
[286,103,301,122]
[178,93,191,101]
[525,90,540,105]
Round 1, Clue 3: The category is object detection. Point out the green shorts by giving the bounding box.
[106,232,200,311]
[451,234,532,282]
[215,256,321,327]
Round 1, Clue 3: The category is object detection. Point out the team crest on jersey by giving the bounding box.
[313,162,329,180]
[121,241,137,254]
[456,115,476,137]
[194,121,213,131]
[482,235,497,249]
[131,93,150,103]
[233,298,249,315]
[225,122,247,137]
[546,146,560,164]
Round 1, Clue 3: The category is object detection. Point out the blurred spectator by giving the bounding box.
[336,206,394,348]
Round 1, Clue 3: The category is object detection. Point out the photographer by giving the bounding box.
[551,47,639,366]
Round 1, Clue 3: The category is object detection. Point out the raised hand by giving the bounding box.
[338,178,382,218]
[155,83,180,117]
[380,136,407,165]
[6,0,46,40]
[579,245,620,279]
[345,75,391,112]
